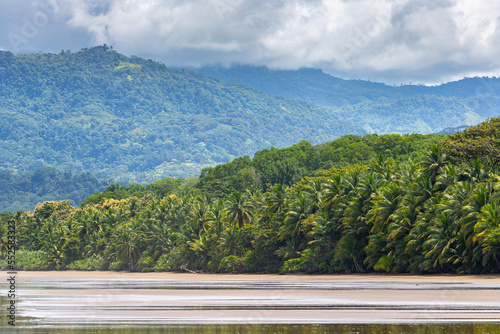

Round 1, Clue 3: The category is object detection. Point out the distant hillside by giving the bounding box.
[435,125,470,135]
[198,65,500,134]
[0,166,111,212]
[0,46,364,182]
[336,96,483,134]
[198,65,395,107]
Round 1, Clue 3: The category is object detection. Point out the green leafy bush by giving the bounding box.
[109,261,126,271]
[218,255,244,273]
[15,250,48,270]
[153,254,176,271]
[136,255,155,272]
[281,248,315,273]
[67,255,105,271]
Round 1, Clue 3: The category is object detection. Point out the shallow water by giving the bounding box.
[2,275,500,333]
[8,323,500,334]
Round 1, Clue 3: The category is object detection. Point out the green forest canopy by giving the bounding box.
[0,132,442,212]
[0,46,363,183]
[7,121,500,275]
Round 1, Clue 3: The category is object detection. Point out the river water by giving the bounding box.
[2,273,500,333]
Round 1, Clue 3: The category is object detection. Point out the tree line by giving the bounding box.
[1,121,500,274]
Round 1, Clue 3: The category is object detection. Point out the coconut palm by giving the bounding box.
[322,173,343,208]
[220,226,241,257]
[279,190,313,252]
[265,183,287,215]
[188,233,212,269]
[474,201,500,270]
[225,191,255,228]
[304,178,323,212]
[189,200,210,232]
[113,224,141,271]
[421,144,447,184]
[422,211,459,272]
[206,199,227,241]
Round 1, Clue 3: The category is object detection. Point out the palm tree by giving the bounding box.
[421,144,447,184]
[142,217,173,261]
[188,234,212,270]
[113,224,141,271]
[263,183,288,229]
[322,173,343,208]
[474,201,500,271]
[369,153,395,181]
[279,190,312,251]
[422,211,459,272]
[225,191,255,228]
[460,182,491,248]
[368,182,402,233]
[304,178,323,212]
[189,200,210,232]
[434,164,458,192]
[206,199,227,241]
[220,226,241,257]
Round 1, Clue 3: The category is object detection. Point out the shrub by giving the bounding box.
[67,255,105,271]
[15,250,48,270]
[136,255,155,272]
[153,254,175,271]
[109,261,126,271]
[281,248,315,273]
[218,255,244,273]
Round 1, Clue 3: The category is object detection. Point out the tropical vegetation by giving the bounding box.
[3,121,500,274]
[0,46,363,183]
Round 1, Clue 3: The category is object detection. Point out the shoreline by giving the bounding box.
[5,270,500,324]
[5,270,500,283]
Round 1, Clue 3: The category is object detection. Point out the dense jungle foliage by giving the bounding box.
[197,133,443,198]
[0,46,363,182]
[4,121,500,274]
[0,133,441,212]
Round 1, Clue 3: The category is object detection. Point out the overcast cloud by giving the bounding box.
[1,0,499,84]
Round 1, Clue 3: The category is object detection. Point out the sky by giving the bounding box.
[1,0,499,85]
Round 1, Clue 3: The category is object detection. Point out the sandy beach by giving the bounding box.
[4,271,500,324]
[11,270,500,282]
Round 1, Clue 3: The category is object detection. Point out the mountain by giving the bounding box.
[0,166,111,212]
[198,65,500,134]
[0,46,364,182]
[198,65,397,107]
[435,125,470,135]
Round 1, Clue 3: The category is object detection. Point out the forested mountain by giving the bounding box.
[3,46,499,212]
[0,46,363,182]
[0,167,111,212]
[198,65,500,133]
[3,119,500,274]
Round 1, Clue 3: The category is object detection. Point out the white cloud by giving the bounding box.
[1,0,500,83]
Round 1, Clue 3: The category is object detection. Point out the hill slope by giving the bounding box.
[198,65,497,134]
[0,167,111,212]
[0,46,364,182]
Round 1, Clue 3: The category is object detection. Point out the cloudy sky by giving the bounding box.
[1,0,499,84]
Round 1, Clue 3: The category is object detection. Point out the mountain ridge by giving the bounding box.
[197,64,500,133]
[0,46,364,182]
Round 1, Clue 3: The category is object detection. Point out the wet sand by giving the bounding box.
[4,271,500,324]
[11,270,500,282]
